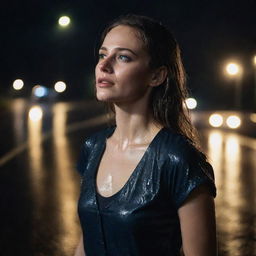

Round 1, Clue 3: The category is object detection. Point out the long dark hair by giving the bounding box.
[96,14,201,150]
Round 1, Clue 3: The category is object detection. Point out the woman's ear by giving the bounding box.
[149,66,168,87]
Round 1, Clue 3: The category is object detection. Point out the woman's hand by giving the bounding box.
[178,185,217,256]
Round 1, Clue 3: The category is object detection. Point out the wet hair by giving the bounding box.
[96,14,201,149]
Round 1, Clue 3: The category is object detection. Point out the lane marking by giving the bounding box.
[0,143,28,166]
[203,129,256,151]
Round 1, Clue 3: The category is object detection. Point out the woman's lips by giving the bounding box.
[97,79,114,88]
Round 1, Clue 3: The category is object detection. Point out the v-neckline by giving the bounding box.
[94,126,165,199]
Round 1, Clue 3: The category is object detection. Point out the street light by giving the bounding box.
[226,63,240,75]
[226,115,241,129]
[54,81,66,93]
[13,79,24,90]
[185,97,197,110]
[209,113,223,128]
[224,61,243,110]
[58,16,71,27]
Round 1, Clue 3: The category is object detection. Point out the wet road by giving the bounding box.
[0,99,255,256]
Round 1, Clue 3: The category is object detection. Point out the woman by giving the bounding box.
[75,14,217,256]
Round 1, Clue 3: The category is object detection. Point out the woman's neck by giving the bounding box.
[110,102,162,150]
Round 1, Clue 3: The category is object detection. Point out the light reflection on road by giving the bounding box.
[26,103,81,255]
[207,130,256,256]
[52,103,80,254]
[28,105,44,202]
[27,105,47,252]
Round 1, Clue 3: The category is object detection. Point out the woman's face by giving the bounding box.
[95,25,153,104]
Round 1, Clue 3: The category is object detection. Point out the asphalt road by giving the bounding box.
[0,99,255,256]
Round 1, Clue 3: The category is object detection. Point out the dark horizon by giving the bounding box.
[1,0,256,110]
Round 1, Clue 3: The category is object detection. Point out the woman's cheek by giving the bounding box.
[119,66,148,83]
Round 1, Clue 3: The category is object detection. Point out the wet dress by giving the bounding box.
[76,125,216,256]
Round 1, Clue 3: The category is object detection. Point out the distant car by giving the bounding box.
[30,85,58,103]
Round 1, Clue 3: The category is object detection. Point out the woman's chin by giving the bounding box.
[96,94,114,102]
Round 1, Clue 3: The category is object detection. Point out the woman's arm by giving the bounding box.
[178,185,217,256]
[74,235,86,256]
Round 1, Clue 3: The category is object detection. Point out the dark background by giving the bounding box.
[1,0,255,109]
[0,2,256,255]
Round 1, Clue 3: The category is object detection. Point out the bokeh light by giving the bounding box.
[226,115,241,129]
[249,113,256,123]
[32,85,48,98]
[58,16,71,27]
[29,106,43,121]
[185,98,197,109]
[209,113,224,127]
[54,81,67,93]
[13,79,24,90]
[225,63,240,76]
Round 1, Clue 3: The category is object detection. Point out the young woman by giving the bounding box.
[75,14,217,256]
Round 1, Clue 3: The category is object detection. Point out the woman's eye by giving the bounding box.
[118,55,131,62]
[98,53,105,59]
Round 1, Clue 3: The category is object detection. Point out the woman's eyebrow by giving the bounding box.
[100,46,138,56]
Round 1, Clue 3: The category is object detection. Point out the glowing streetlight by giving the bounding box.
[226,115,241,129]
[58,16,71,27]
[13,79,24,90]
[209,114,223,127]
[185,98,197,110]
[226,63,240,76]
[54,81,66,93]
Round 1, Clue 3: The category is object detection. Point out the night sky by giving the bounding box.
[1,0,255,109]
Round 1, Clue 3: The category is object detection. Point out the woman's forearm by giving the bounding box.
[74,236,86,256]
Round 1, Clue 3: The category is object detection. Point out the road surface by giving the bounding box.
[0,99,255,256]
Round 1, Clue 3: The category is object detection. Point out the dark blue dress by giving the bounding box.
[76,125,216,256]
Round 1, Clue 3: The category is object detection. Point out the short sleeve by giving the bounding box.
[167,146,216,210]
[75,128,108,177]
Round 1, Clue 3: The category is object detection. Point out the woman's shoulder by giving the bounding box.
[159,128,206,164]
[76,126,114,177]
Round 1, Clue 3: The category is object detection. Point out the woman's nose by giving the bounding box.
[99,57,113,73]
